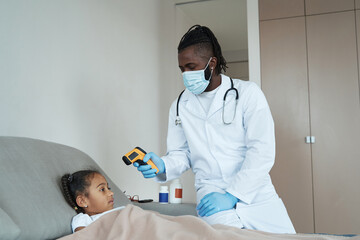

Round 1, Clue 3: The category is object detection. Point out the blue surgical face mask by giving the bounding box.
[182,58,213,95]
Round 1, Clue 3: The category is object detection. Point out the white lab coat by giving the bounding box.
[156,74,295,234]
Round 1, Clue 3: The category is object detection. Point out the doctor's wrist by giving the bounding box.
[155,158,165,175]
[157,164,165,175]
[225,192,239,207]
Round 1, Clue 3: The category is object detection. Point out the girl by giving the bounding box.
[61,170,124,232]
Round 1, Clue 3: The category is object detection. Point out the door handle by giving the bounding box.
[305,136,316,144]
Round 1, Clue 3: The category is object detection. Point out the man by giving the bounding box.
[134,25,295,234]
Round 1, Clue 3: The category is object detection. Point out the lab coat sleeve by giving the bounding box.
[155,100,191,183]
[226,83,276,204]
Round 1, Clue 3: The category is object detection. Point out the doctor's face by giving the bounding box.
[178,45,216,73]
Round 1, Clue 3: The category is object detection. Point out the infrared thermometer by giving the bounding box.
[122,147,159,174]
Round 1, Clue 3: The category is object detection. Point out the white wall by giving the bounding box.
[0,0,180,202]
[247,0,261,86]
[226,62,249,80]
[0,0,261,205]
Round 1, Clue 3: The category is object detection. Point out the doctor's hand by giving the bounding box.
[133,152,165,178]
[197,192,239,217]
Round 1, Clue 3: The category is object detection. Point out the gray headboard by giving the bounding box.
[0,137,130,240]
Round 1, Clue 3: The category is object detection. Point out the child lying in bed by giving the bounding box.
[59,171,358,240]
[61,170,124,232]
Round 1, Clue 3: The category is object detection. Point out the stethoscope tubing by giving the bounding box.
[175,77,239,125]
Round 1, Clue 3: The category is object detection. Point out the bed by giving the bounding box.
[0,137,358,240]
[58,204,359,240]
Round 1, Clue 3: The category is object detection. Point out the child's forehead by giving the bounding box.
[90,173,107,186]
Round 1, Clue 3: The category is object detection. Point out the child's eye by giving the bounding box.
[100,188,105,192]
[108,187,111,190]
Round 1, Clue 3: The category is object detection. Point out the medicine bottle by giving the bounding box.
[169,178,183,204]
[159,185,169,204]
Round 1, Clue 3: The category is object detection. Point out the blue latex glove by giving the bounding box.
[197,192,239,217]
[133,152,165,178]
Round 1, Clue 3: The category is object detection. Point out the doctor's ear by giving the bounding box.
[210,57,217,71]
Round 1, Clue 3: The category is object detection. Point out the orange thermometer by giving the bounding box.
[122,147,159,174]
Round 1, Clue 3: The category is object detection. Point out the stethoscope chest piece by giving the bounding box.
[175,89,185,126]
[175,116,182,126]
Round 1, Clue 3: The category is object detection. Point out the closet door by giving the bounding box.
[260,17,314,233]
[307,11,360,234]
[305,0,354,15]
[259,0,304,20]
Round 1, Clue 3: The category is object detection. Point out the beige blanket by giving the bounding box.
[58,205,359,240]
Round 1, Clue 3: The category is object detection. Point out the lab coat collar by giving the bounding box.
[180,74,234,120]
[207,74,233,118]
[181,88,207,119]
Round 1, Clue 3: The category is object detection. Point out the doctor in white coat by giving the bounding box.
[134,25,295,234]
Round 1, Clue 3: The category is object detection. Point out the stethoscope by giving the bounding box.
[175,77,239,126]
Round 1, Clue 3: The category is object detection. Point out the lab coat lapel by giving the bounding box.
[207,74,233,118]
[182,89,207,120]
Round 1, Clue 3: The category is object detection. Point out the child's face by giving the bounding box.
[81,173,114,215]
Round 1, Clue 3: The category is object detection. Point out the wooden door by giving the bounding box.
[260,17,314,233]
[306,11,360,235]
[305,0,354,15]
[259,0,304,20]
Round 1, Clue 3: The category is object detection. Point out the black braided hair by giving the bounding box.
[178,24,227,74]
[60,170,99,214]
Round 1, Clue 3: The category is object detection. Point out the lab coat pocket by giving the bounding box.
[211,111,244,146]
[235,197,296,234]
